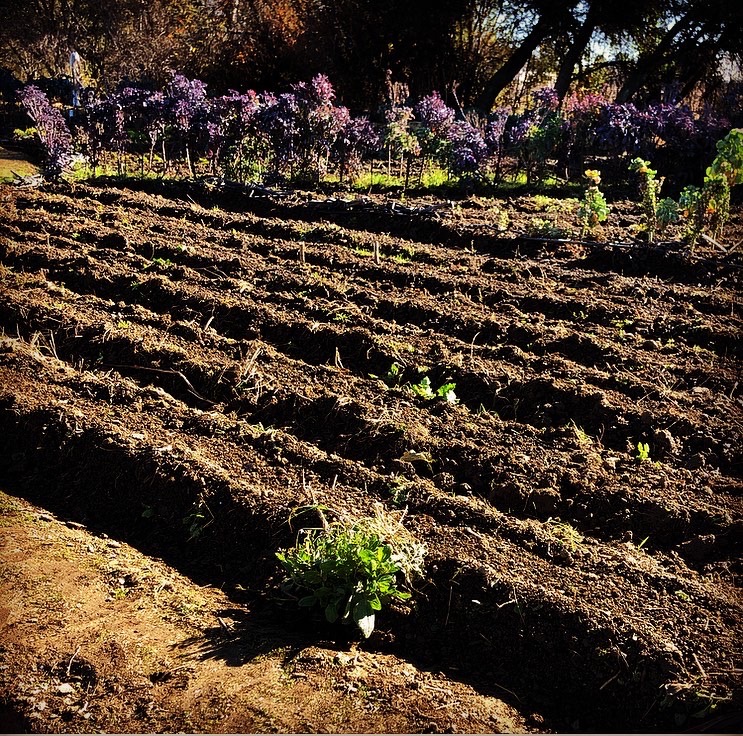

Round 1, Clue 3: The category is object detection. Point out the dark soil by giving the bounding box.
[0,180,741,733]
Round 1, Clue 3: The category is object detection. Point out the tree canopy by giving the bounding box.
[0,0,739,112]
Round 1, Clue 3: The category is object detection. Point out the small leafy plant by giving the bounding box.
[578,169,609,236]
[636,441,650,461]
[528,217,571,239]
[276,506,425,638]
[628,157,680,242]
[410,375,458,403]
[656,196,680,233]
[546,518,584,552]
[679,128,743,248]
[385,361,403,386]
[369,361,404,387]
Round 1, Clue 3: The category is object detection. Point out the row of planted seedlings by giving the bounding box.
[572,128,742,249]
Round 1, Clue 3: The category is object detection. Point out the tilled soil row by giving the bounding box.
[0,266,739,564]
[1,183,742,731]
[56,179,743,286]
[1,204,738,452]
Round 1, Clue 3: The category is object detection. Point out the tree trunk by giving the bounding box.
[615,13,695,103]
[474,15,553,114]
[554,6,600,102]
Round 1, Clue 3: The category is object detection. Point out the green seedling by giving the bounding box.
[146,257,173,271]
[612,318,634,340]
[387,476,412,507]
[370,362,404,387]
[546,518,584,552]
[578,169,609,236]
[570,420,591,447]
[386,362,403,385]
[528,217,570,239]
[410,376,458,403]
[636,441,650,461]
[276,506,425,638]
[183,499,213,541]
[400,449,434,466]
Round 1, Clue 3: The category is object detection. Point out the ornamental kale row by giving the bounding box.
[15,76,734,188]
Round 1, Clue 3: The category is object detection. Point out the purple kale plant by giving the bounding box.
[18,85,74,181]
[74,95,125,175]
[257,91,301,177]
[257,75,348,182]
[331,116,380,183]
[446,120,487,176]
[165,74,209,174]
[414,92,455,159]
[141,91,168,171]
[206,90,262,178]
[484,108,509,179]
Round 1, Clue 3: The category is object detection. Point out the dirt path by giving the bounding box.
[0,181,741,732]
[0,491,535,733]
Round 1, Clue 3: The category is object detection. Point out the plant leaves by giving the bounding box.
[353,599,376,638]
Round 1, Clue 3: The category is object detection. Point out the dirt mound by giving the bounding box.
[0,182,741,732]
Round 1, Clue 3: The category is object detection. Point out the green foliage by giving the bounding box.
[636,442,650,461]
[496,208,510,231]
[387,476,412,507]
[546,518,584,552]
[182,500,212,541]
[146,257,174,271]
[707,128,743,187]
[385,361,403,386]
[629,157,663,243]
[680,128,742,247]
[13,127,38,141]
[410,375,458,403]
[518,112,564,185]
[528,217,571,239]
[578,169,609,236]
[656,197,679,230]
[276,507,425,638]
[532,195,579,214]
[370,361,404,387]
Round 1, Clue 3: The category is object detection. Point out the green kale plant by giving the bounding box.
[578,169,609,237]
[629,158,665,243]
[276,507,425,638]
[680,128,743,248]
